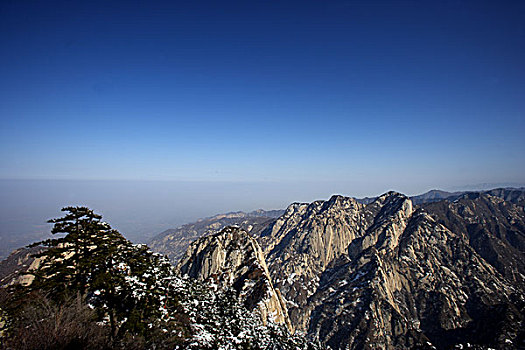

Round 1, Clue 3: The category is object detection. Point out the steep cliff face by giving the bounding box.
[259,192,414,330]
[256,192,524,349]
[176,227,293,331]
[307,209,523,349]
[258,195,368,329]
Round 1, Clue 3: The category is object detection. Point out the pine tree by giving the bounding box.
[27,206,188,346]
[30,206,127,297]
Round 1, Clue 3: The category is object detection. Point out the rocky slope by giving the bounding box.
[149,210,282,263]
[168,191,525,349]
[149,189,524,266]
[422,192,525,288]
[0,246,43,287]
[258,194,375,329]
[272,192,524,349]
[176,226,293,331]
[305,203,523,349]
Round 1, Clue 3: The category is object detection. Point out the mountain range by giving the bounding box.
[150,188,525,349]
[1,188,524,349]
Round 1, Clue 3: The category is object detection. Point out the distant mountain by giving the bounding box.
[411,187,525,206]
[409,189,464,205]
[148,209,283,263]
[356,187,525,207]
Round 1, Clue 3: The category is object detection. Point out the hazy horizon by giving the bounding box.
[1,1,524,257]
[2,178,524,259]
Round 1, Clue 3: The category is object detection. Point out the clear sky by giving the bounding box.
[1,0,524,195]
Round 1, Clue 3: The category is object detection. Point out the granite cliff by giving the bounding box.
[176,226,293,332]
[172,191,525,349]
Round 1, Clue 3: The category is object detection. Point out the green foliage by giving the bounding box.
[25,207,188,347]
[30,206,127,297]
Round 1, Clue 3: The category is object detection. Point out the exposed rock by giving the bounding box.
[259,192,413,330]
[149,210,281,263]
[307,208,523,349]
[422,193,525,288]
[176,226,293,332]
[0,246,43,287]
[255,192,524,349]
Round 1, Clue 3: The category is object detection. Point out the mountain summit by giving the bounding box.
[165,190,525,349]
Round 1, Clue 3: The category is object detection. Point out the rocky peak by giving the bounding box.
[260,192,414,330]
[164,190,524,349]
[176,226,293,331]
[348,192,414,258]
[306,203,524,349]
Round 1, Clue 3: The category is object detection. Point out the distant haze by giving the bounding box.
[0,179,523,259]
[0,178,355,256]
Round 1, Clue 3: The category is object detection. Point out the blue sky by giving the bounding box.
[1,0,524,195]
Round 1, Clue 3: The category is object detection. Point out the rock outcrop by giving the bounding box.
[176,226,293,331]
[306,207,523,349]
[0,246,43,287]
[256,192,524,349]
[259,192,414,330]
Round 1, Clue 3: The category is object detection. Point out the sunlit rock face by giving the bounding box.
[155,190,525,349]
[0,246,43,287]
[176,226,293,331]
[258,192,413,331]
[256,192,524,349]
